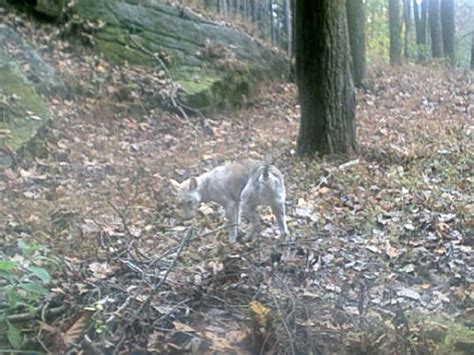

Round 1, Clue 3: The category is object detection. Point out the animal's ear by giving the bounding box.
[170,178,181,191]
[189,177,198,191]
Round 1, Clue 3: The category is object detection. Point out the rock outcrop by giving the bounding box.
[51,0,289,110]
[0,24,66,168]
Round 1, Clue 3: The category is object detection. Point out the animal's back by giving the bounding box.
[220,160,261,200]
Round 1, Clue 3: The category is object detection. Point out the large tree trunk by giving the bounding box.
[403,0,411,59]
[296,0,356,156]
[429,0,444,58]
[389,0,402,65]
[414,0,428,62]
[441,0,455,66]
[346,0,366,87]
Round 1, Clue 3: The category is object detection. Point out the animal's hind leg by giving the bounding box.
[225,202,239,243]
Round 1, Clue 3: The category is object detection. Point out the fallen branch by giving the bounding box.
[7,305,66,323]
[315,159,360,190]
[134,226,195,317]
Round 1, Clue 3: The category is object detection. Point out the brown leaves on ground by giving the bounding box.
[0,13,472,353]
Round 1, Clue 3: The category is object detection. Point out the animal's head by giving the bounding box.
[170,177,201,220]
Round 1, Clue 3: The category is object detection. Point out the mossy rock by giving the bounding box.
[74,0,288,111]
[0,24,68,97]
[173,67,250,111]
[35,0,66,17]
[0,63,50,168]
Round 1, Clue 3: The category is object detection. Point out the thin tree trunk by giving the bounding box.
[257,0,263,31]
[284,0,292,55]
[220,0,227,17]
[346,0,366,87]
[234,0,240,17]
[290,0,296,57]
[471,33,474,70]
[269,0,274,44]
[414,0,428,61]
[403,0,411,59]
[249,0,256,23]
[429,0,444,58]
[441,0,455,66]
[296,0,356,156]
[389,0,402,65]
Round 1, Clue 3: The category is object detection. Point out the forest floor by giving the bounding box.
[1,12,474,355]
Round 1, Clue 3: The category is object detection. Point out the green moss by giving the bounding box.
[413,314,474,354]
[0,64,49,152]
[173,67,250,111]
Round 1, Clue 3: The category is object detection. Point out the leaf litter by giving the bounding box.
[0,11,473,355]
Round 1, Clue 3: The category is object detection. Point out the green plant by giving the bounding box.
[0,241,51,350]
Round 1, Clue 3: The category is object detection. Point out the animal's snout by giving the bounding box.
[175,208,195,222]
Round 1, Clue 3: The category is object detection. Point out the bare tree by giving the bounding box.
[389,0,402,65]
[219,0,228,17]
[284,0,292,54]
[414,0,428,62]
[429,0,444,58]
[471,33,474,70]
[295,0,356,155]
[403,0,412,59]
[269,0,274,44]
[441,0,455,66]
[346,0,366,87]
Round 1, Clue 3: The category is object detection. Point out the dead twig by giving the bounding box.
[7,305,66,323]
[270,291,296,355]
[134,226,195,317]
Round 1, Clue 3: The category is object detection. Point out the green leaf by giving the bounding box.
[26,266,51,284]
[0,260,17,271]
[7,323,22,349]
[0,270,17,282]
[19,282,49,295]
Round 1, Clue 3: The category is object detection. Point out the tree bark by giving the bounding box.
[413,0,427,63]
[441,0,455,66]
[403,0,411,59]
[269,0,274,44]
[249,0,256,23]
[471,33,474,70]
[291,0,295,56]
[389,0,402,65]
[429,0,444,58]
[219,0,227,17]
[234,0,239,17]
[346,0,366,87]
[414,0,428,62]
[296,0,356,156]
[284,0,292,54]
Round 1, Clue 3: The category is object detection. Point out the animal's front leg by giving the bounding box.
[241,203,259,241]
[225,201,239,243]
[272,201,289,238]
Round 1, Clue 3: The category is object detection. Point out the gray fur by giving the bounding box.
[173,161,288,243]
